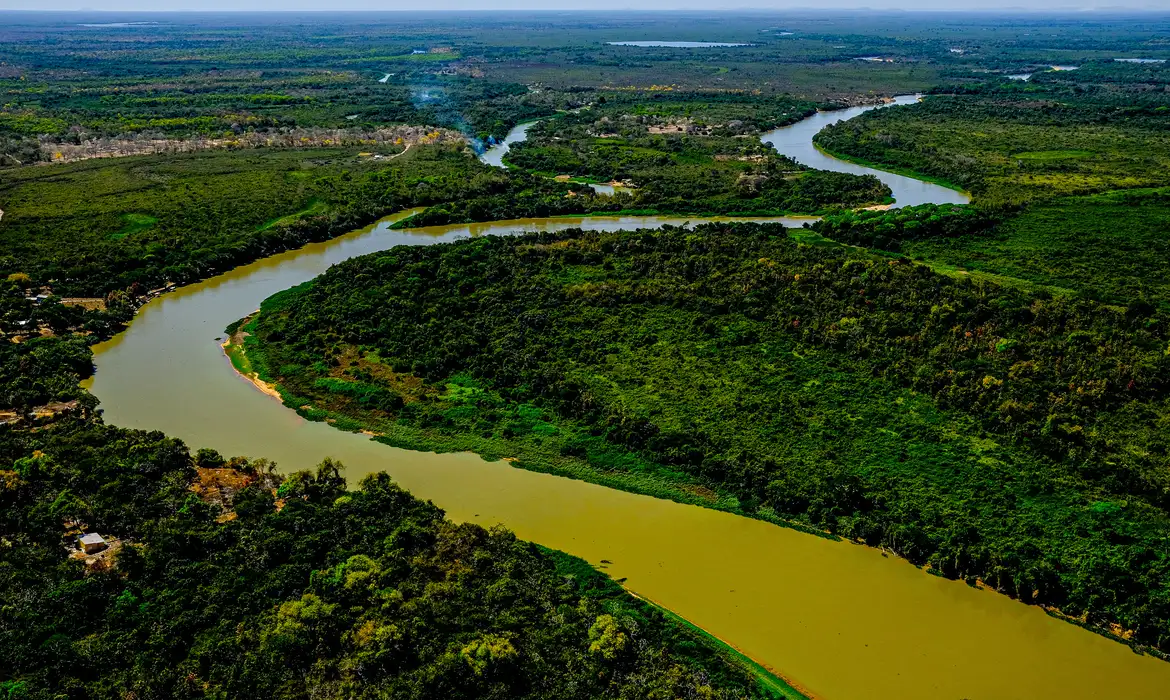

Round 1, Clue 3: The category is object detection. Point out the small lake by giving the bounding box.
[1115,58,1166,64]
[78,22,161,27]
[607,41,751,47]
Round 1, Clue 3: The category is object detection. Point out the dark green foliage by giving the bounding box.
[0,284,134,410]
[0,416,787,699]
[501,94,890,216]
[0,145,580,296]
[812,203,1000,252]
[0,134,43,166]
[813,71,1170,206]
[251,223,1170,650]
[900,187,1170,308]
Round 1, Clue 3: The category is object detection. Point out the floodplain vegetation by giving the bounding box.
[499,91,890,217]
[243,222,1170,654]
[0,264,806,699]
[0,418,798,699]
[814,61,1170,306]
[4,10,1170,696]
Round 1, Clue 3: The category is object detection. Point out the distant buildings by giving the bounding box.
[79,533,108,554]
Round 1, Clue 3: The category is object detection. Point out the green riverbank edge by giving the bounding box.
[810,143,971,198]
[546,548,814,700]
[223,318,813,700]
[387,204,897,231]
[224,313,835,543]
[224,277,1167,665]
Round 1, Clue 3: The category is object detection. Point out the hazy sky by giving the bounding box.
[1,2,1167,11]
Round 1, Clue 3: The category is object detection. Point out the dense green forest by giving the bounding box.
[0,418,797,699]
[812,63,1170,309]
[0,145,589,296]
[245,222,1170,653]
[6,10,1170,694]
[0,281,133,411]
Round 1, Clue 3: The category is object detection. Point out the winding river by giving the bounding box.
[760,95,968,207]
[83,102,1170,699]
[478,119,539,168]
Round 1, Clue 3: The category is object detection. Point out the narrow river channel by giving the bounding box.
[760,95,969,207]
[84,104,1169,699]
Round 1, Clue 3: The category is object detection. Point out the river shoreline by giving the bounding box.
[84,105,1170,699]
[224,305,839,540]
[226,221,1162,671]
[221,309,812,698]
[221,312,283,401]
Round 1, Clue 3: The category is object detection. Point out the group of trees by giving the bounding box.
[497,93,889,217]
[812,203,1001,252]
[0,416,788,698]
[813,64,1170,207]
[0,280,134,412]
[249,222,1170,651]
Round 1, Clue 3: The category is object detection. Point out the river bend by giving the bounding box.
[84,104,1166,699]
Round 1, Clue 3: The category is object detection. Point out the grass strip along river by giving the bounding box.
[83,100,1170,699]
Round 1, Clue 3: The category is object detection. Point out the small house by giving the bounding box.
[79,533,107,554]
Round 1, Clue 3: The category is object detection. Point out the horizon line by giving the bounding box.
[4,7,1170,12]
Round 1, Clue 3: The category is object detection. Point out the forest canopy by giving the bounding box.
[246,222,1170,653]
[0,417,794,699]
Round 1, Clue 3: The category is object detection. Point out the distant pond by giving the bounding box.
[607,41,751,47]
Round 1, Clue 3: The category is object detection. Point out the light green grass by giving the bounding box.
[256,198,329,231]
[109,213,158,239]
